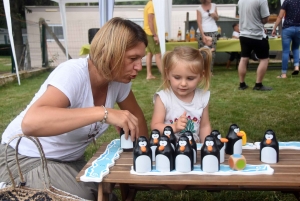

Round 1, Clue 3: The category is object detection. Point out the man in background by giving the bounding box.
[143,0,162,80]
[238,0,272,91]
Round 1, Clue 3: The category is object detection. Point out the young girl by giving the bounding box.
[151,46,212,143]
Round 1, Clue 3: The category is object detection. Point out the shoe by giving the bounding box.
[238,85,248,90]
[277,74,287,78]
[292,70,299,75]
[253,85,272,91]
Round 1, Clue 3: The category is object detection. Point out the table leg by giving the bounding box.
[119,184,137,201]
[98,183,109,201]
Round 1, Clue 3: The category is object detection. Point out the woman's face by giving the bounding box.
[113,42,146,83]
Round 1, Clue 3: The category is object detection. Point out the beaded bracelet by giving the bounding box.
[101,105,108,124]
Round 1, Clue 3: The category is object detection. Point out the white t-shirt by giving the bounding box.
[197,3,218,33]
[154,88,210,142]
[238,0,269,40]
[1,57,131,161]
[232,31,240,38]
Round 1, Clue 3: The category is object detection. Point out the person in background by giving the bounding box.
[0,17,148,201]
[144,0,162,80]
[196,0,219,74]
[151,46,212,143]
[226,22,241,69]
[203,36,215,52]
[237,0,272,91]
[271,0,300,78]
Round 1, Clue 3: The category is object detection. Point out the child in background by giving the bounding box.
[203,36,215,52]
[226,22,241,69]
[151,46,212,143]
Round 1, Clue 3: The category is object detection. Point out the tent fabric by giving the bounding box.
[4,0,21,85]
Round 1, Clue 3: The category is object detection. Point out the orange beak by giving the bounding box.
[154,138,158,144]
[159,145,165,151]
[207,145,212,152]
[140,146,146,152]
[189,140,192,145]
[237,132,244,137]
[221,138,228,143]
[180,145,185,152]
[266,139,272,144]
[166,135,170,138]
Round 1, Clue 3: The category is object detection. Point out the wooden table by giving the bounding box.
[76,142,300,201]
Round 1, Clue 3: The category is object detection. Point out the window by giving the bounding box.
[46,25,64,41]
[129,19,144,28]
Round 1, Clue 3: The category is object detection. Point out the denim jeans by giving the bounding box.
[281,26,300,73]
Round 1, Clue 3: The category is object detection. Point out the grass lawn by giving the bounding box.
[0,64,299,201]
[0,56,12,74]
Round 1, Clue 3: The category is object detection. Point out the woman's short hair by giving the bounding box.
[89,17,147,81]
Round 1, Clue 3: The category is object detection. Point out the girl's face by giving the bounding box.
[113,42,145,83]
[167,61,202,102]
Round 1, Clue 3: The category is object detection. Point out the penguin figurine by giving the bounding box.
[162,126,177,151]
[225,124,244,155]
[201,134,220,173]
[175,135,193,172]
[260,129,279,164]
[120,128,134,152]
[149,129,160,162]
[155,135,175,172]
[133,136,152,173]
[211,130,228,163]
[183,131,197,164]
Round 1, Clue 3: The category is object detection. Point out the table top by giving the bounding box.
[77,142,300,191]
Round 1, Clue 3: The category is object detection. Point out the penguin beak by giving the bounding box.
[207,145,212,152]
[140,146,146,152]
[189,140,192,145]
[237,132,244,137]
[266,139,272,144]
[154,138,158,144]
[158,145,165,151]
[221,138,228,143]
[180,145,185,152]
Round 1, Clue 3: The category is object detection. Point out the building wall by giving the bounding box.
[25,4,237,67]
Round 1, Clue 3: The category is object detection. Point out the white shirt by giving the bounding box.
[1,57,131,161]
[232,31,240,38]
[197,3,218,33]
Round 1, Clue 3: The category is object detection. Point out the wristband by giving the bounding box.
[101,105,108,124]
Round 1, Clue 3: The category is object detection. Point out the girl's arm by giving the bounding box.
[151,95,187,135]
[199,104,211,143]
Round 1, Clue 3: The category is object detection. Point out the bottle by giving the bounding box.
[190,26,195,41]
[223,33,227,40]
[165,32,168,41]
[185,30,190,42]
[177,27,182,41]
[217,26,221,40]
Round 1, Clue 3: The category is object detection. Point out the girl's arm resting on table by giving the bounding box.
[272,9,285,36]
[151,95,187,135]
[22,86,140,139]
[199,104,211,143]
[117,90,148,140]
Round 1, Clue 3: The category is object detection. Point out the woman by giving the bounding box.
[272,0,300,78]
[0,17,148,200]
[196,0,219,73]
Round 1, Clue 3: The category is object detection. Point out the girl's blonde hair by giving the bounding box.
[89,17,147,81]
[161,46,212,91]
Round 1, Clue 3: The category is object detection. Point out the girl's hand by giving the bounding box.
[106,108,138,141]
[173,111,187,133]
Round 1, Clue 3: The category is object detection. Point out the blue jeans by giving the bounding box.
[281,26,300,73]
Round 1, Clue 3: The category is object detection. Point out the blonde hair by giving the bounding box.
[161,46,212,91]
[89,17,147,81]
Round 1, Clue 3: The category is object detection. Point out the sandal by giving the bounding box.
[277,74,287,78]
[292,70,299,75]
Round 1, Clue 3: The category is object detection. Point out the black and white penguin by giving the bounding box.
[211,130,228,163]
[162,126,177,151]
[260,129,279,164]
[175,135,193,172]
[149,129,160,162]
[133,136,152,173]
[183,131,197,164]
[201,135,220,173]
[120,128,134,152]
[155,135,175,172]
[225,124,244,155]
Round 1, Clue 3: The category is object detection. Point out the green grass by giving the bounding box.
[0,56,12,73]
[0,65,299,201]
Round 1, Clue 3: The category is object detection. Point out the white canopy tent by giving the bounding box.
[50,0,172,59]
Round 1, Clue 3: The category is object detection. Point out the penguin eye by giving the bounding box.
[234,128,239,133]
[153,134,158,138]
[139,142,144,146]
[265,134,273,139]
[160,141,167,146]
[205,141,210,146]
[164,131,171,135]
[217,135,221,139]
[187,136,192,140]
[179,141,187,146]
[210,141,214,146]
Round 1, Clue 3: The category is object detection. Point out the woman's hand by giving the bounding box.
[271,29,277,37]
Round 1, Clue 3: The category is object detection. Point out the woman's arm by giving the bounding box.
[196,10,206,43]
[272,9,285,36]
[210,6,219,21]
[117,90,148,139]
[199,104,211,143]
[22,86,141,139]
